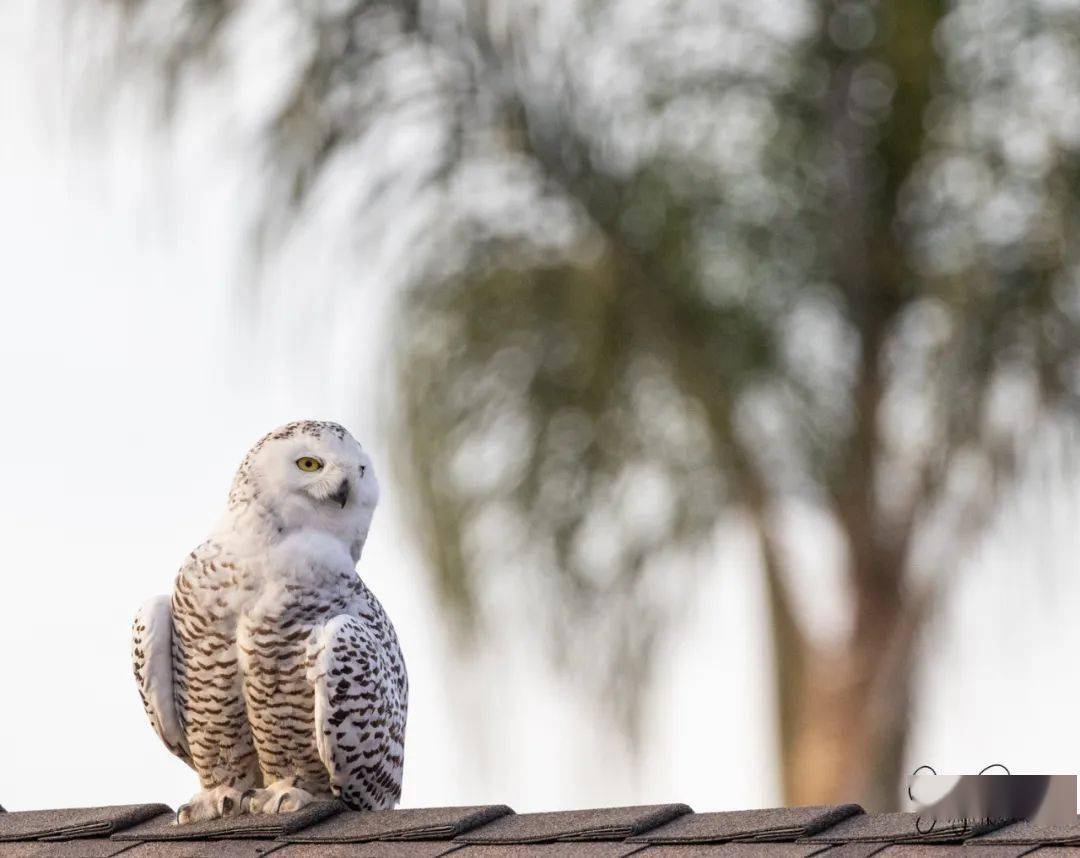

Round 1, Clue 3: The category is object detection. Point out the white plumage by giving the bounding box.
[132,420,407,823]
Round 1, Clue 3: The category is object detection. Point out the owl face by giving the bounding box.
[232,421,380,556]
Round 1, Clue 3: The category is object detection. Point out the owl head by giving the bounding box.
[227,420,379,559]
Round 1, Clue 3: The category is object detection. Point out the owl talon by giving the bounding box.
[246,779,316,815]
[174,786,247,824]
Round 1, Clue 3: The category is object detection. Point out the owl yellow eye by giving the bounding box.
[296,456,324,472]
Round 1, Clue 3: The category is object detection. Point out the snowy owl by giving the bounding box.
[131,420,407,823]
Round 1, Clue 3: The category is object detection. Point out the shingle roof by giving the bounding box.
[629,846,827,858]
[972,817,1080,845]
[878,848,1040,858]
[0,841,140,858]
[627,806,862,844]
[286,805,513,843]
[111,801,340,841]
[0,802,1077,856]
[802,813,1003,845]
[0,805,169,842]
[452,805,690,844]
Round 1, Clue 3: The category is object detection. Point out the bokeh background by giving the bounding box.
[2,0,1080,813]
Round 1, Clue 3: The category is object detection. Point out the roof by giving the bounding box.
[0,801,1075,857]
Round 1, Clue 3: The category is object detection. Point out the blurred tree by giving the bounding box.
[95,0,1080,808]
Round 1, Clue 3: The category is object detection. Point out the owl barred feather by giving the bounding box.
[132,420,407,821]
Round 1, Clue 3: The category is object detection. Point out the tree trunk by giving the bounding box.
[782,639,914,810]
[765,545,917,810]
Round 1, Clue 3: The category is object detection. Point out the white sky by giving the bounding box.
[1,1,1079,816]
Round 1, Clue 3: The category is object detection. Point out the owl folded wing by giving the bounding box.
[132,595,195,769]
[306,613,407,810]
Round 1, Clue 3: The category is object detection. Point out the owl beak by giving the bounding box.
[328,479,350,509]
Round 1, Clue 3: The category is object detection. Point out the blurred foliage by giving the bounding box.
[94,0,1080,803]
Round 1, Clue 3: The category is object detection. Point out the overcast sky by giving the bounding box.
[1,1,1080,815]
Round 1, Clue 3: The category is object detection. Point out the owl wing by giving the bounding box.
[132,595,194,769]
[306,611,408,810]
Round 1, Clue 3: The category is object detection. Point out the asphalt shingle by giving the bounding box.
[968,817,1080,845]
[119,840,286,857]
[0,840,138,858]
[282,805,513,843]
[628,806,864,844]
[631,844,830,857]
[0,846,43,858]
[454,805,691,844]
[802,813,1006,844]
[816,846,888,858]
[0,805,170,842]
[449,845,643,858]
[274,842,461,857]
[877,846,1040,858]
[111,802,342,842]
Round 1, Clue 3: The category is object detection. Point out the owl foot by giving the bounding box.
[242,776,316,814]
[175,785,247,824]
